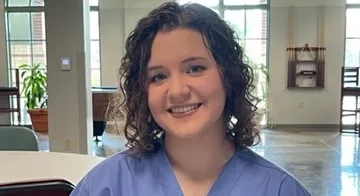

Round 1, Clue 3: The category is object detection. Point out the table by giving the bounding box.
[0,151,105,185]
[92,87,117,139]
[92,87,117,121]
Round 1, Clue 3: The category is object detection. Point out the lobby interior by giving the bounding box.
[0,0,360,196]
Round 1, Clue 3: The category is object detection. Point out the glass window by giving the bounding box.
[8,13,31,40]
[345,39,360,67]
[31,12,46,40]
[91,69,101,87]
[346,9,360,38]
[90,11,99,40]
[343,4,360,127]
[31,0,44,6]
[178,0,219,7]
[6,0,29,7]
[347,0,360,4]
[91,40,100,69]
[224,10,245,39]
[90,10,101,87]
[224,0,267,5]
[89,0,99,6]
[345,8,360,68]
[245,9,267,39]
[6,0,44,7]
[5,3,46,124]
[9,41,32,69]
[32,40,47,66]
[244,39,267,65]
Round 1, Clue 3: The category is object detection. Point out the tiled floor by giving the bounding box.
[36,129,360,196]
[253,129,359,196]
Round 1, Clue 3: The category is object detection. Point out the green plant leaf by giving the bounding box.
[18,63,47,109]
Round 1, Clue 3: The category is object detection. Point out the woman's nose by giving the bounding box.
[167,76,190,102]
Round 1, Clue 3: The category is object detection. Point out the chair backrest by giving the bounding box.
[0,126,39,151]
[342,67,359,88]
[0,179,74,196]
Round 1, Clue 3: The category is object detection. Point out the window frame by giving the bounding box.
[90,4,102,87]
[345,2,360,68]
[4,3,46,125]
[4,1,101,125]
[346,0,360,5]
[179,0,270,60]
[222,0,270,121]
[5,0,44,8]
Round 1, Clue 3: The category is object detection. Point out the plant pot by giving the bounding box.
[28,109,48,133]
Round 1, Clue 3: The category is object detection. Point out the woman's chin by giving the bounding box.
[164,127,208,141]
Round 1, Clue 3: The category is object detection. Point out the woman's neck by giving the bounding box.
[164,128,235,180]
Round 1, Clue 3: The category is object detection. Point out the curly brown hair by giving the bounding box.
[107,1,261,155]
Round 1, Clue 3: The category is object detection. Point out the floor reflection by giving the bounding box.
[251,130,360,196]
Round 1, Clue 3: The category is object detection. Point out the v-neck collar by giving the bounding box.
[151,144,250,196]
[207,150,249,196]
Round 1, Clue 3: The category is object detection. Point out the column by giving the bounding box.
[0,0,10,124]
[99,0,170,86]
[0,0,7,87]
[45,0,93,154]
[99,0,125,86]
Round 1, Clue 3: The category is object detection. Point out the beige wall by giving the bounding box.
[45,0,93,154]
[98,0,125,86]
[268,0,346,125]
[99,0,169,86]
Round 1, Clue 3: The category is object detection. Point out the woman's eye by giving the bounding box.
[151,74,167,83]
[187,65,206,74]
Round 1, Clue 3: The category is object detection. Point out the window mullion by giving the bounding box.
[219,0,224,18]
[244,8,247,42]
[29,12,34,66]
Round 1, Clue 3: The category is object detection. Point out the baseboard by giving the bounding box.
[266,124,339,131]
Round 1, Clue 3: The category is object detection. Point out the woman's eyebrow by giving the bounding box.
[180,56,207,64]
[148,56,207,72]
[147,65,164,72]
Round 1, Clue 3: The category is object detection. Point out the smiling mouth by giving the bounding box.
[168,103,202,114]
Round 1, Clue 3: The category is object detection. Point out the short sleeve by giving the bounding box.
[278,176,312,196]
[69,177,90,196]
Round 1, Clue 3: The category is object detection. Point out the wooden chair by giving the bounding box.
[340,67,360,136]
[0,69,21,125]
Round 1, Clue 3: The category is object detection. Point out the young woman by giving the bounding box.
[70,2,311,196]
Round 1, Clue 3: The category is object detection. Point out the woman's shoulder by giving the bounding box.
[70,149,157,196]
[235,148,292,175]
[92,149,153,172]
[233,148,311,196]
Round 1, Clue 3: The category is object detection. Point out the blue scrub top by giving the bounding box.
[70,144,311,196]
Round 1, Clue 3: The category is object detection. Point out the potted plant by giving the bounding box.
[19,63,48,132]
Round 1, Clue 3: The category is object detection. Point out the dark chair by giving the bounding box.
[340,67,360,136]
[0,179,74,196]
[93,121,106,141]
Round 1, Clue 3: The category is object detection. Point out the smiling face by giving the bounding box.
[147,28,226,140]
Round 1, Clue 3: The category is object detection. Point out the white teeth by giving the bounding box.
[171,104,199,113]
